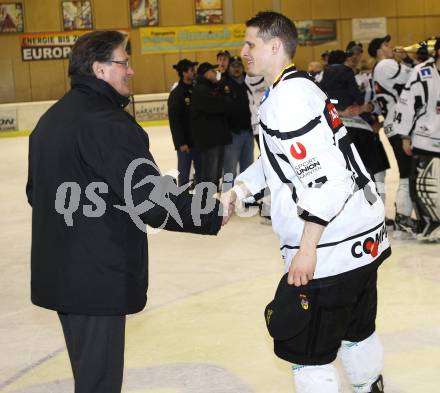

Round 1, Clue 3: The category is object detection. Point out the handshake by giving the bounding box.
[219,182,251,226]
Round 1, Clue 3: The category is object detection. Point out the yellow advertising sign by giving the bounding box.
[139,24,246,54]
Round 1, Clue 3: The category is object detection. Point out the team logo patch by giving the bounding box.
[299,294,309,310]
[290,142,307,160]
[351,224,387,259]
[326,102,342,129]
[364,239,379,257]
[294,157,322,179]
[420,67,432,79]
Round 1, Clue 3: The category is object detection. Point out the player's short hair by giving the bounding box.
[68,30,127,77]
[245,11,298,59]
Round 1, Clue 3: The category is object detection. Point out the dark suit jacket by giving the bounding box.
[26,75,222,315]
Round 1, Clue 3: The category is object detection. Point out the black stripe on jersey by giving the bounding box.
[261,133,298,203]
[273,65,297,88]
[280,220,385,251]
[273,67,317,89]
[407,74,429,136]
[338,133,371,194]
[308,176,328,189]
[282,70,317,84]
[252,188,266,201]
[393,82,406,96]
[260,117,321,139]
[249,76,265,86]
[375,82,397,103]
[390,62,402,79]
[298,208,329,226]
[277,153,289,163]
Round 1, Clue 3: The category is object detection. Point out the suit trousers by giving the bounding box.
[58,312,126,393]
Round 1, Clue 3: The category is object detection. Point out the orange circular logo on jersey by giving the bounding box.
[290,142,307,160]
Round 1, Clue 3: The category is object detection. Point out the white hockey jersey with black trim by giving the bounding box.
[245,74,267,134]
[373,59,412,137]
[394,58,440,156]
[236,66,390,283]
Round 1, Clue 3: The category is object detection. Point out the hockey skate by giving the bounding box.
[417,220,440,242]
[393,213,418,240]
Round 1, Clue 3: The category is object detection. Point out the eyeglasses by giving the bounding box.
[109,59,130,68]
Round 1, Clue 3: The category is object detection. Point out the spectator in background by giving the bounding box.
[167,58,201,187]
[320,50,380,172]
[415,44,430,63]
[307,61,323,83]
[216,50,231,79]
[321,50,330,66]
[221,55,253,183]
[191,62,232,190]
[319,49,365,110]
[345,41,363,71]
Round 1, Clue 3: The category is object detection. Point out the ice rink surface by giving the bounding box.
[0,126,439,392]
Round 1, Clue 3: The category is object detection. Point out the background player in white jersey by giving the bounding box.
[344,41,390,207]
[222,11,390,393]
[369,35,418,238]
[245,72,272,223]
[245,73,267,149]
[394,38,440,242]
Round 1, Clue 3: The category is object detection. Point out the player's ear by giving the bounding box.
[271,37,282,55]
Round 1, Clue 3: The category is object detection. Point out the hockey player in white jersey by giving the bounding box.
[343,41,390,206]
[245,73,272,223]
[369,35,418,238]
[394,38,440,242]
[245,73,267,149]
[222,11,390,393]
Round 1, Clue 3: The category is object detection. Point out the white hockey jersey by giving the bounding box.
[245,74,267,135]
[373,59,412,137]
[394,58,440,156]
[236,65,390,283]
